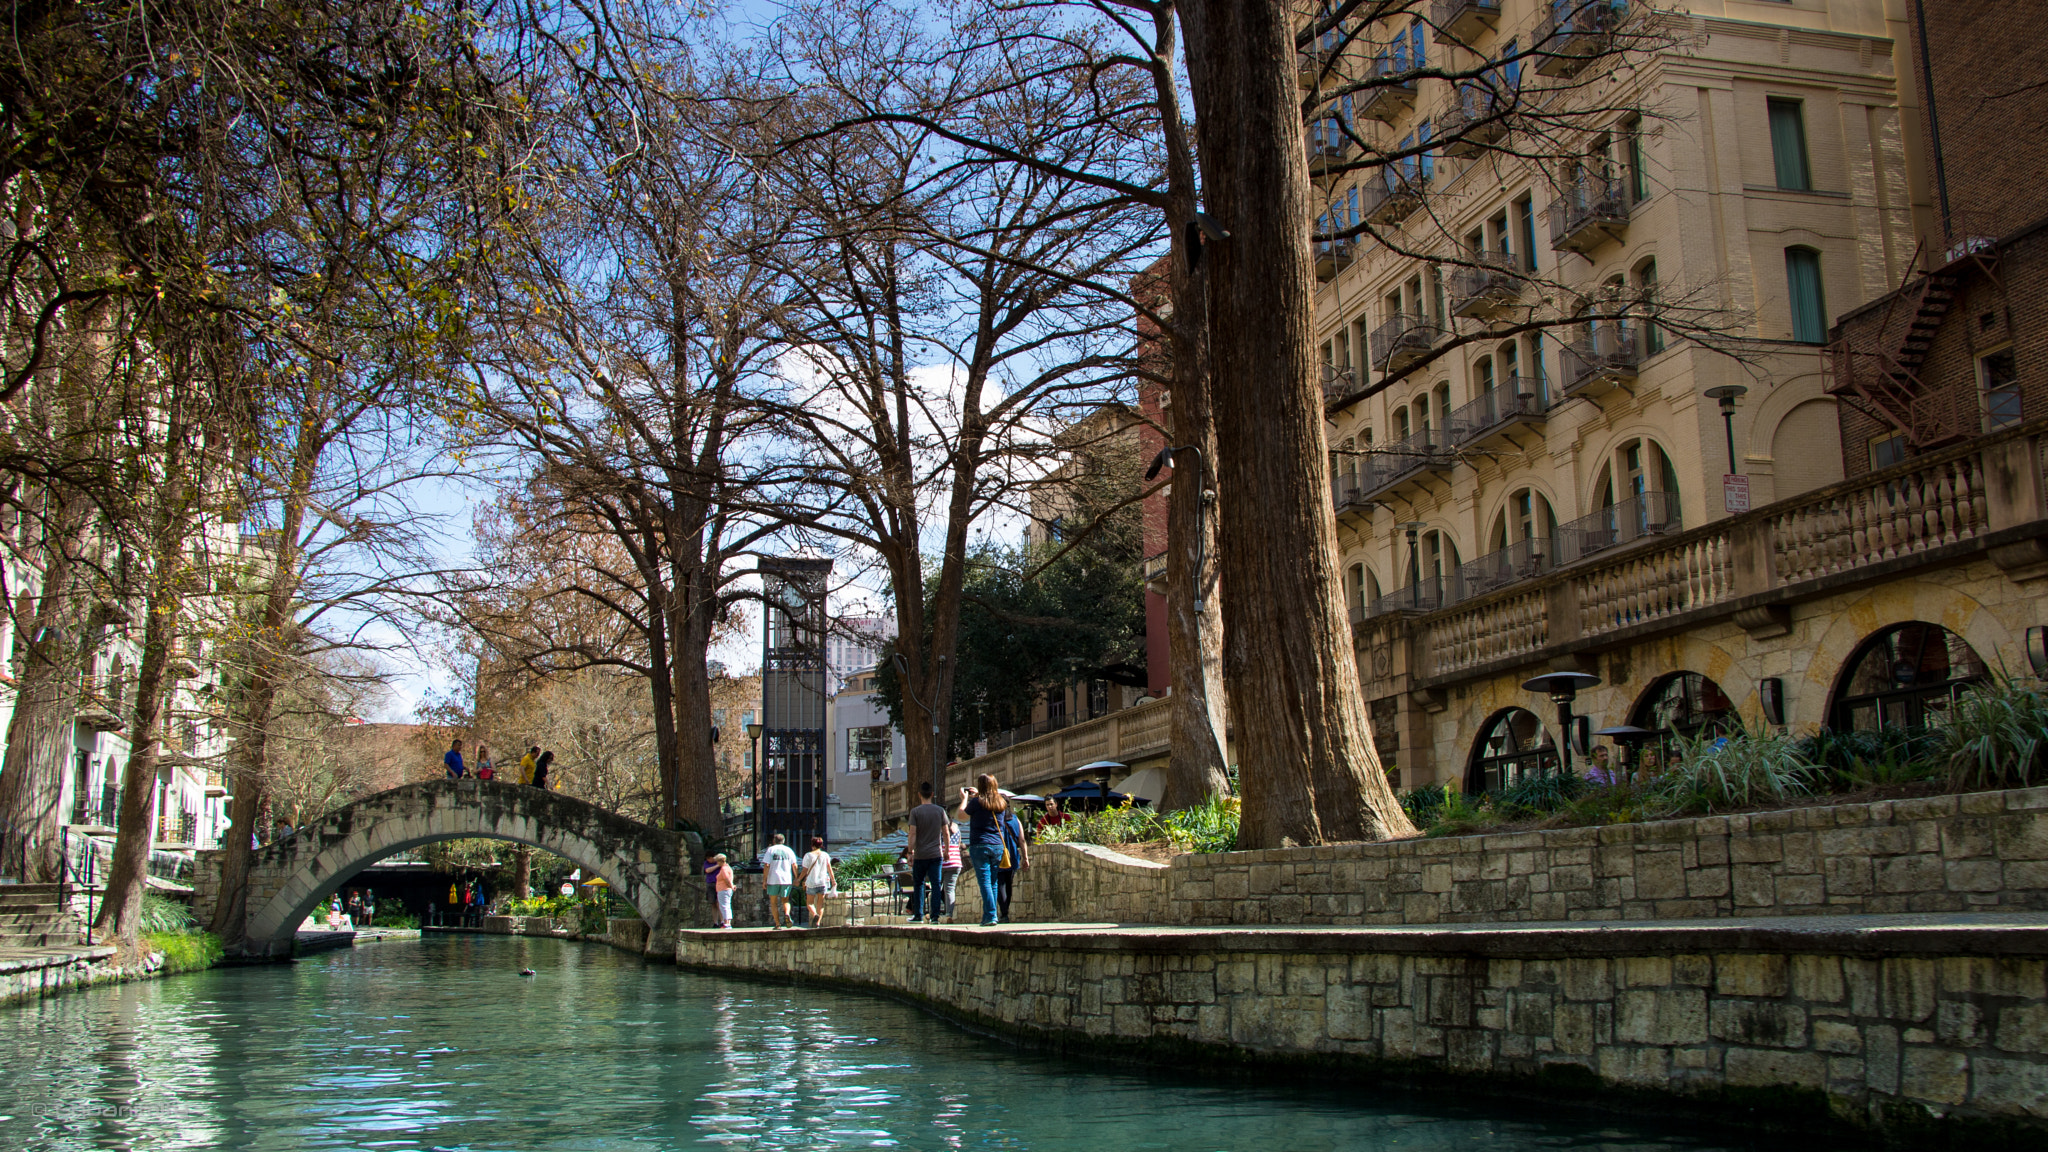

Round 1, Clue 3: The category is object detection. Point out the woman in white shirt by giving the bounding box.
[799,837,834,928]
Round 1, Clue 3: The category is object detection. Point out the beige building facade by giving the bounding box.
[1305,1,2045,789]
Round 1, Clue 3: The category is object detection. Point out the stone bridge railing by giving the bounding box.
[193,780,709,959]
[1360,419,2048,694]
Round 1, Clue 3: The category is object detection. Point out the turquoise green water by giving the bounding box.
[0,935,1801,1151]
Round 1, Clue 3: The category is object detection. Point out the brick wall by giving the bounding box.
[1909,0,2048,242]
[957,786,2048,927]
[676,919,2048,1142]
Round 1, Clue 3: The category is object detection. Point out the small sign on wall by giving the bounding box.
[1723,473,1751,514]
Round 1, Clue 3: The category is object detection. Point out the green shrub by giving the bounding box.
[1423,789,1500,838]
[836,850,898,881]
[146,930,223,974]
[372,909,420,930]
[1652,725,1819,814]
[1400,785,1454,827]
[1495,770,1587,816]
[1944,674,2048,790]
[1038,794,1240,854]
[139,893,196,934]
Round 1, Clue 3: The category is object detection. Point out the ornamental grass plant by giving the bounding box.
[1038,794,1240,854]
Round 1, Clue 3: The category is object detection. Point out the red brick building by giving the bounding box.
[1827,0,2048,475]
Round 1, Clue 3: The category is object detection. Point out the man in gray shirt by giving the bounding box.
[907,782,948,922]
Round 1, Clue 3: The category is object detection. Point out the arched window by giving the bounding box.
[1785,246,1827,344]
[1832,622,1990,732]
[1631,672,1738,743]
[1423,529,1460,602]
[1346,563,1367,612]
[1467,707,1559,793]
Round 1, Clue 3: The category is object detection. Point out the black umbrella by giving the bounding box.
[1045,780,1150,810]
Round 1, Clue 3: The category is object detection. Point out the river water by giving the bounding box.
[0,935,1804,1151]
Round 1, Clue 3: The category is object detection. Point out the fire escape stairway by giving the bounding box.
[1835,270,1962,447]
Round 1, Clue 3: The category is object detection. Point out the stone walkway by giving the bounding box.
[0,942,121,1006]
[687,910,2048,957]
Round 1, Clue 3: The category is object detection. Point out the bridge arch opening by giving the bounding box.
[237,781,689,954]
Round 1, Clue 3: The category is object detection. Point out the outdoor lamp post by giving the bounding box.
[745,721,764,858]
[1400,522,1427,608]
[1521,671,1601,777]
[1704,385,1748,475]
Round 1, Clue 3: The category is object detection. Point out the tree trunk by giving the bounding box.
[513,846,532,898]
[0,489,90,881]
[1155,17,1231,812]
[1179,0,1415,847]
[95,590,173,955]
[0,327,102,882]
[212,431,315,947]
[670,585,722,834]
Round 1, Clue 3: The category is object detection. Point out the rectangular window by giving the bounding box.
[1526,332,1548,405]
[1981,348,2023,429]
[1416,120,1435,181]
[1768,98,1812,191]
[1868,433,1909,471]
[1515,195,1537,272]
[1624,115,1647,203]
[1785,247,1827,343]
[1499,38,1521,90]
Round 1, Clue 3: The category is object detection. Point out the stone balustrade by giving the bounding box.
[1361,419,2048,692]
[874,697,1173,827]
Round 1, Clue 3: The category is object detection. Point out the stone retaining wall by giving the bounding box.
[959,786,2048,927]
[675,916,2048,1143]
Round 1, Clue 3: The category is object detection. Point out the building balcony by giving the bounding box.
[1432,0,1502,45]
[1447,382,1548,448]
[1367,578,1449,617]
[1439,85,1509,158]
[1447,250,1521,317]
[1314,238,1354,282]
[1548,173,1629,253]
[1357,54,1417,122]
[1455,537,1554,601]
[1369,311,1446,375]
[1297,45,1338,90]
[1361,421,2048,694]
[1551,490,1680,566]
[1320,362,1360,401]
[1363,170,1430,227]
[1332,470,1374,516]
[1358,427,1453,501]
[1560,321,1643,398]
[1535,0,1627,78]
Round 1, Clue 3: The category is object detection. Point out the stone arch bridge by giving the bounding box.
[196,781,707,959]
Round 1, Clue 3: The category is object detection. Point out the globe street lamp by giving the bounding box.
[1521,671,1601,777]
[745,722,764,859]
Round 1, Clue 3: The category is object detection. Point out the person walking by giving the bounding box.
[531,750,554,791]
[956,775,1009,927]
[905,782,948,923]
[345,890,363,928]
[361,890,376,928]
[1036,797,1067,837]
[709,854,736,928]
[519,745,539,786]
[799,837,834,928]
[759,833,799,928]
[444,738,467,781]
[994,803,1030,923]
[475,744,495,782]
[938,820,963,922]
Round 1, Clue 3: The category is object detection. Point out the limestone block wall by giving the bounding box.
[967,787,2048,927]
[675,919,2048,1142]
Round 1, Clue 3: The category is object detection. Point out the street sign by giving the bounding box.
[1723,473,1751,514]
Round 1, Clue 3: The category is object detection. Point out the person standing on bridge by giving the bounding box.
[760,834,799,928]
[906,782,948,924]
[519,745,539,786]
[475,743,495,782]
[445,738,468,781]
[532,750,554,791]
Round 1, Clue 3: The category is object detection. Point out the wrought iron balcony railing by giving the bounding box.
[1447,250,1522,317]
[1447,382,1549,447]
[1369,312,1446,376]
[1548,171,1629,253]
[1561,320,1644,397]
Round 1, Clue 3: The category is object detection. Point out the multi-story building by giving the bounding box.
[824,616,893,694]
[825,664,902,845]
[1311,0,2048,790]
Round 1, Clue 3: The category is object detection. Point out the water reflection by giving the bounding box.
[0,935,1802,1151]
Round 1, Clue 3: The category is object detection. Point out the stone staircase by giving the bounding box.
[0,884,84,949]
